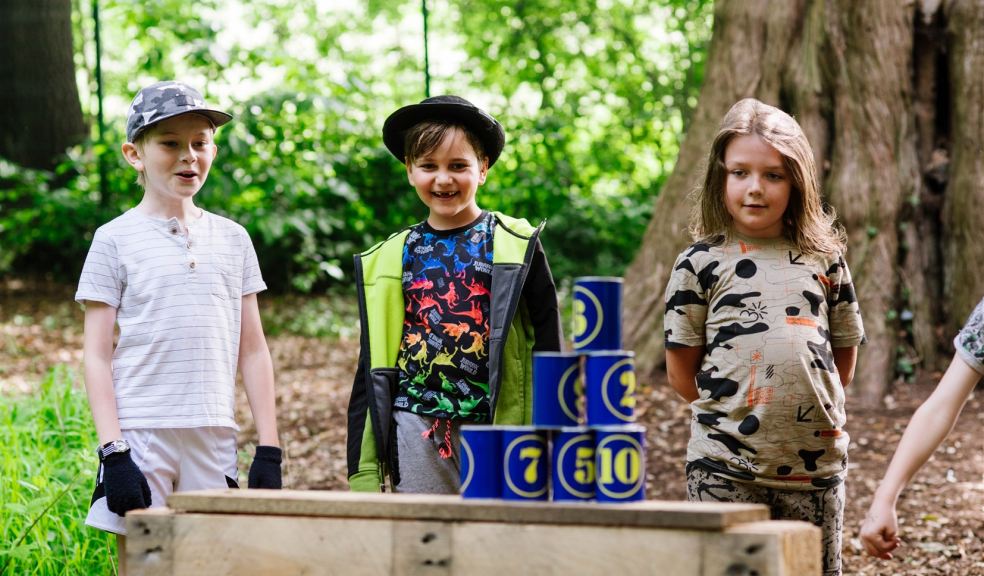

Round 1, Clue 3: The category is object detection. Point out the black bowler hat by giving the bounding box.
[382,95,506,166]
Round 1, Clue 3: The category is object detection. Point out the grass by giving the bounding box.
[0,366,116,575]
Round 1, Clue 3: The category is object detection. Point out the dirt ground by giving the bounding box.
[2,279,981,575]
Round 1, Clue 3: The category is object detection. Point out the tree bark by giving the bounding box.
[625,0,976,403]
[0,0,87,170]
[820,0,916,403]
[942,0,984,338]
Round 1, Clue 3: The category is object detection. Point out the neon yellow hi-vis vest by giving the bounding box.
[348,212,542,492]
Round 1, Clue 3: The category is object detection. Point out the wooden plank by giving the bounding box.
[126,512,819,576]
[393,521,452,576]
[454,522,707,576]
[166,513,394,576]
[704,520,823,576]
[125,508,174,576]
[126,508,820,576]
[166,489,768,530]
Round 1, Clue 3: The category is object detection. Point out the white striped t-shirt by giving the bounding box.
[76,209,267,430]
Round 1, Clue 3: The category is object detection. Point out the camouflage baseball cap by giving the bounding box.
[126,81,232,142]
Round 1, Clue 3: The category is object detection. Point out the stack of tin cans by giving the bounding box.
[460,277,646,502]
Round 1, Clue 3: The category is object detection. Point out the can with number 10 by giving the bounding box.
[594,424,646,502]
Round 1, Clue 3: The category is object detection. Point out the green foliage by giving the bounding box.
[260,293,360,339]
[0,152,129,279]
[453,0,713,278]
[0,366,115,575]
[2,0,712,289]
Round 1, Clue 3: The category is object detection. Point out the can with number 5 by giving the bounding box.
[551,427,595,501]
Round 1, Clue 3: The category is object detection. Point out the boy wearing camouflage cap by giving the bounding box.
[76,81,283,543]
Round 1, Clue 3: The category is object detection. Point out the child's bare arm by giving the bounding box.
[665,346,704,403]
[832,346,858,387]
[239,293,280,447]
[860,353,980,558]
[83,301,122,444]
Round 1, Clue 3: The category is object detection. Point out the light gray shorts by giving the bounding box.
[86,427,238,535]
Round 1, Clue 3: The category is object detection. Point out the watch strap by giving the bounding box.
[98,439,130,461]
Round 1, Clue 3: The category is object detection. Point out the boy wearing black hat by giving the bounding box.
[76,81,283,544]
[347,95,563,493]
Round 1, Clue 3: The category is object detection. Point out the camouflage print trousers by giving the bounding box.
[686,463,845,576]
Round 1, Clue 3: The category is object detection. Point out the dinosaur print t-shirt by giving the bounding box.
[664,234,865,490]
[394,212,494,421]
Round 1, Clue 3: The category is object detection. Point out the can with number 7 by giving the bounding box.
[501,426,549,501]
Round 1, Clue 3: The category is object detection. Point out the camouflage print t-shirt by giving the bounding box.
[664,234,865,490]
[954,297,984,375]
[393,212,494,421]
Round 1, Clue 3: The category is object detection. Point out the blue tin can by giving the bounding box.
[550,427,595,501]
[501,426,549,500]
[533,352,582,427]
[573,277,623,351]
[459,425,501,499]
[585,351,636,425]
[594,425,646,502]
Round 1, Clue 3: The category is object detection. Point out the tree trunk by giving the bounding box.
[942,0,984,340]
[820,0,916,404]
[0,0,86,170]
[624,0,981,404]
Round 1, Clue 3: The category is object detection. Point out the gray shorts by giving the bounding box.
[686,463,845,576]
[392,411,461,494]
[86,427,238,535]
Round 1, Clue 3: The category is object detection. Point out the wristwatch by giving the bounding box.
[98,439,131,461]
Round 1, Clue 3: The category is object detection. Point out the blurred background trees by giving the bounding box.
[0,0,711,289]
[2,0,981,401]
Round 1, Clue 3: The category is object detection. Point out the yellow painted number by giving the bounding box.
[619,369,636,409]
[519,446,542,484]
[599,446,640,485]
[574,446,595,484]
[573,299,587,338]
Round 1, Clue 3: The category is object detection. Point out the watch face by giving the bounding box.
[100,439,130,459]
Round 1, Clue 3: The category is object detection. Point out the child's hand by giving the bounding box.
[860,497,902,559]
[248,445,283,489]
[102,452,152,516]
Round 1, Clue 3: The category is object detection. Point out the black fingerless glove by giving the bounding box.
[248,445,283,489]
[102,452,152,516]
